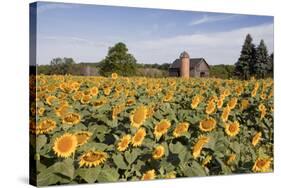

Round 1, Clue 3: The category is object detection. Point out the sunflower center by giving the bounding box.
[154,149,162,156]
[257,160,266,168]
[64,114,78,122]
[133,108,146,124]
[57,137,75,153]
[83,153,102,162]
[229,124,237,132]
[120,140,129,147]
[202,120,213,129]
[134,133,143,141]
[156,122,169,132]
[76,134,89,144]
[176,127,184,133]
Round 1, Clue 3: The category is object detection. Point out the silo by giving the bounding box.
[180,51,190,78]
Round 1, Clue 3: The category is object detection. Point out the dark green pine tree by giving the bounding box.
[268,53,274,77]
[99,42,137,77]
[254,40,270,78]
[234,34,256,80]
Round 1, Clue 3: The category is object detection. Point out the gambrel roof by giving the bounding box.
[169,58,209,70]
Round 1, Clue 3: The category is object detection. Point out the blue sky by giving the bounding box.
[35,2,274,65]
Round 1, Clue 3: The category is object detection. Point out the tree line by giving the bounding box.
[37,35,273,79]
[37,42,168,77]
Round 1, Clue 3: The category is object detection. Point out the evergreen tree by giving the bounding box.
[268,53,274,77]
[234,34,255,80]
[254,40,270,78]
[99,42,137,76]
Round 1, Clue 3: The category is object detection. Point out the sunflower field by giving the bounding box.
[30,74,274,186]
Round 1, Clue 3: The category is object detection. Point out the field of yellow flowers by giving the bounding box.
[30,74,273,186]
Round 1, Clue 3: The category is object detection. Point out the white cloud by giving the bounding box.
[37,23,273,65]
[37,36,111,64]
[127,23,273,65]
[189,14,238,26]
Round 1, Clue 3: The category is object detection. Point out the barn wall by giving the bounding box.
[196,62,209,77]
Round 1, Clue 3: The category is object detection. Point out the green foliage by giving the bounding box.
[235,34,273,79]
[112,154,128,169]
[210,64,235,79]
[37,59,99,76]
[32,75,274,186]
[99,42,137,76]
[254,40,270,78]
[234,34,256,80]
[76,166,101,183]
[37,158,75,185]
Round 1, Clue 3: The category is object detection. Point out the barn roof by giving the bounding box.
[169,58,208,69]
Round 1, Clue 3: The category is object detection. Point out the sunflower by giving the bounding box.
[260,93,267,100]
[112,104,125,120]
[202,155,212,166]
[260,109,266,119]
[37,119,57,134]
[252,158,272,172]
[165,171,176,179]
[225,121,240,137]
[221,106,230,122]
[90,86,99,96]
[191,96,200,109]
[53,133,77,158]
[147,105,155,118]
[46,95,57,106]
[241,99,249,111]
[258,104,266,111]
[62,112,81,125]
[141,169,156,180]
[154,119,171,138]
[38,107,45,116]
[236,86,244,96]
[71,81,80,91]
[222,89,230,97]
[258,104,266,119]
[217,98,224,109]
[126,98,135,106]
[227,154,236,165]
[193,135,209,159]
[93,98,107,107]
[130,105,147,128]
[103,87,111,96]
[199,117,216,132]
[173,122,189,138]
[59,82,74,93]
[75,131,92,146]
[205,100,216,114]
[228,97,237,109]
[72,91,83,101]
[82,89,90,95]
[132,128,146,147]
[252,132,262,146]
[111,73,118,80]
[117,135,131,152]
[79,151,107,167]
[251,88,257,97]
[55,104,71,117]
[152,145,165,160]
[80,94,92,104]
[163,93,173,102]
